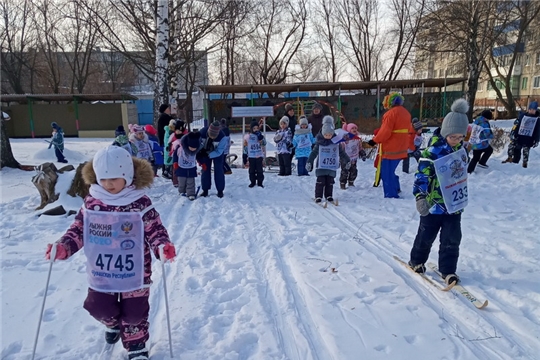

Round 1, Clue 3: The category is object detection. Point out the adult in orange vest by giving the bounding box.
[368,93,413,198]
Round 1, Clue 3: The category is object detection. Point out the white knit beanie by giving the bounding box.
[93,145,134,186]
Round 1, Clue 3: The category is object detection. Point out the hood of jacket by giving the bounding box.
[295,123,312,135]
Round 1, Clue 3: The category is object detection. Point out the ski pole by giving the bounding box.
[32,245,57,360]
[159,246,174,358]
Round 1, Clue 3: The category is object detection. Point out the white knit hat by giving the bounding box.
[93,145,134,186]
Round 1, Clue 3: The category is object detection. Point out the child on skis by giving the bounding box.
[174,131,203,200]
[45,145,176,360]
[402,118,423,174]
[129,125,154,165]
[306,116,350,203]
[292,116,315,176]
[145,124,164,176]
[49,122,68,163]
[244,120,267,187]
[408,99,470,286]
[112,125,137,156]
[339,122,367,188]
[467,110,494,173]
[274,116,293,176]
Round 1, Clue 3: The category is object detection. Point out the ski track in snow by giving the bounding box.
[1,134,540,360]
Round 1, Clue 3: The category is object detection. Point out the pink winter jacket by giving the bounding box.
[56,157,171,286]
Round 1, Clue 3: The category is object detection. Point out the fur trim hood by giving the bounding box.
[82,156,154,189]
[295,123,312,135]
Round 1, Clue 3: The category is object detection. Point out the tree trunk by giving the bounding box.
[154,0,169,125]
[0,118,20,169]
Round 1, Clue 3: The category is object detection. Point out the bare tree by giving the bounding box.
[291,50,324,82]
[168,0,235,122]
[214,0,252,86]
[335,0,382,81]
[384,0,426,80]
[98,51,132,93]
[422,0,499,119]
[79,0,156,83]
[482,1,540,118]
[0,111,19,169]
[155,0,169,110]
[32,0,64,93]
[242,0,308,91]
[312,0,344,83]
[0,0,37,93]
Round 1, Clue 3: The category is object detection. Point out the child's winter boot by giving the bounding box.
[315,197,322,203]
[523,161,527,168]
[442,273,460,286]
[348,181,355,187]
[340,183,346,190]
[502,157,513,163]
[105,325,120,344]
[408,261,426,274]
[128,343,149,360]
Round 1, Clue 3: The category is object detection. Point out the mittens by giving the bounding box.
[306,163,313,172]
[257,133,264,141]
[161,243,176,262]
[367,139,377,147]
[416,197,430,217]
[45,243,68,261]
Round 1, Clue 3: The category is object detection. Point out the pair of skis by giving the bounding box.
[316,199,339,208]
[394,256,488,309]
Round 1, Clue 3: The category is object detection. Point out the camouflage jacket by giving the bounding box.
[413,128,467,215]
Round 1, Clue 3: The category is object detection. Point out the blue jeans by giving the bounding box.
[297,157,308,175]
[381,159,401,198]
[201,155,225,192]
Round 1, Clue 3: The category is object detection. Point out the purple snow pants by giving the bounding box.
[83,287,150,350]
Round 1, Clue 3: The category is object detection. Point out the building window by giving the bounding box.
[537,53,540,65]
[522,77,528,90]
[525,54,530,66]
[533,76,540,89]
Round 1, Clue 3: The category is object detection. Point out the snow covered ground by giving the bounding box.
[1,123,539,360]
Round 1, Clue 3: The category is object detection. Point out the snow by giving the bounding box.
[1,127,539,360]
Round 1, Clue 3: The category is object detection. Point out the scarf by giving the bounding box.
[89,184,147,206]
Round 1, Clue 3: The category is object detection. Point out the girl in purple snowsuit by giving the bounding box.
[45,145,176,360]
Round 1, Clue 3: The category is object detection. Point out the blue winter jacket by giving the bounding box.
[147,134,164,165]
[413,128,468,215]
[470,116,493,150]
[292,127,315,158]
[199,126,227,159]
